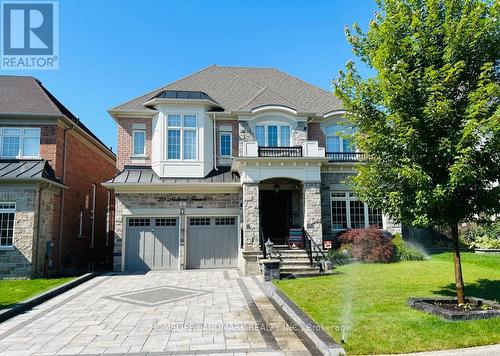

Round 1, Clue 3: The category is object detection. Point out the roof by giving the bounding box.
[106,165,240,185]
[0,75,113,155]
[0,159,64,186]
[112,65,342,115]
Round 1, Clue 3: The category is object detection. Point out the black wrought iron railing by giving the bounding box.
[258,146,303,157]
[302,227,326,266]
[326,152,366,162]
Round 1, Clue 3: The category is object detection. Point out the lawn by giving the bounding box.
[275,252,500,355]
[0,277,75,309]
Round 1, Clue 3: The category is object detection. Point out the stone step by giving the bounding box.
[279,265,321,274]
[279,259,312,264]
[280,271,325,278]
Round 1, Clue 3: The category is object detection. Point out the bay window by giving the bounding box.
[167,114,197,160]
[254,124,292,147]
[0,128,40,158]
[330,192,383,230]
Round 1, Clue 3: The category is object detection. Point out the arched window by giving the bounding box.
[324,124,355,153]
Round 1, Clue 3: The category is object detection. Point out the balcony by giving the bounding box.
[326,152,366,162]
[241,141,325,158]
[258,146,302,157]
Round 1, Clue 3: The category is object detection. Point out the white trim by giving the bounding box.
[166,113,198,161]
[323,110,346,118]
[251,105,297,115]
[254,123,291,147]
[329,191,383,231]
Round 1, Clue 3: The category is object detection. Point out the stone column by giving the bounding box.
[241,183,261,274]
[113,196,124,271]
[303,182,323,246]
[383,215,402,234]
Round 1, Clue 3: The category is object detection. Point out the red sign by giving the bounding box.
[324,241,332,249]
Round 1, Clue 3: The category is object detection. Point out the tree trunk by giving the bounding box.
[451,224,465,304]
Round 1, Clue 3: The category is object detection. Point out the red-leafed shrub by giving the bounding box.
[337,228,394,263]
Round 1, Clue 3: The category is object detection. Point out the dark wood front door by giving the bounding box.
[260,190,292,245]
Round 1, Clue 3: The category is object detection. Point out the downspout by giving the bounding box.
[34,181,50,277]
[58,122,74,269]
[213,113,218,171]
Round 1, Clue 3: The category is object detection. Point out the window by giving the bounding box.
[254,124,292,147]
[324,124,355,153]
[0,128,40,158]
[189,217,210,226]
[132,130,146,156]
[220,132,232,157]
[155,218,177,226]
[330,192,383,230]
[215,217,236,225]
[0,203,15,247]
[128,218,150,226]
[167,114,197,160]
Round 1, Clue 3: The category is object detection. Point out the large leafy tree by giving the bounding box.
[335,0,500,303]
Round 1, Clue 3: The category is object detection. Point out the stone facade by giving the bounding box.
[238,121,253,153]
[303,182,322,245]
[113,192,241,271]
[291,121,308,146]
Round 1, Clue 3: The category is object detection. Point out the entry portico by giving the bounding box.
[232,141,327,274]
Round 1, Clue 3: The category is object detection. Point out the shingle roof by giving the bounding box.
[0,159,63,185]
[107,165,239,185]
[112,65,342,115]
[0,76,113,155]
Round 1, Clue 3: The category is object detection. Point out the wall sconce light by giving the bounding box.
[273,182,280,194]
[180,208,185,215]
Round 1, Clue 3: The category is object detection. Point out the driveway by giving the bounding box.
[0,270,318,355]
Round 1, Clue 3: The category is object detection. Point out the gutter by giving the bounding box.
[213,113,218,171]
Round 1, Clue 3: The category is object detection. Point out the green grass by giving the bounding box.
[0,277,75,309]
[275,252,500,355]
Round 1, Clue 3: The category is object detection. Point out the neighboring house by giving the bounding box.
[0,76,116,278]
[104,65,400,274]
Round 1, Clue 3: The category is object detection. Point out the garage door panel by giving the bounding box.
[187,216,238,269]
[125,218,179,270]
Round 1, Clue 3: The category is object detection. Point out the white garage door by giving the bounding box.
[186,216,239,269]
[125,218,179,270]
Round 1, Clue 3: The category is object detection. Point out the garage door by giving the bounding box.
[125,218,179,270]
[186,216,238,269]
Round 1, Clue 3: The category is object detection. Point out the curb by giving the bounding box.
[0,272,96,323]
[261,280,345,356]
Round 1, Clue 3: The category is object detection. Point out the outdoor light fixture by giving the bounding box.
[273,182,280,194]
[265,238,274,258]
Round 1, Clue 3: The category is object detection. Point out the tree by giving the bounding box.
[335,0,500,304]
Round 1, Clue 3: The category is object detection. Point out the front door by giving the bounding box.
[260,190,292,245]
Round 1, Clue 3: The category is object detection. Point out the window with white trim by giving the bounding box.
[324,124,355,153]
[0,203,15,247]
[330,192,383,230]
[166,114,197,160]
[255,124,291,147]
[219,132,232,157]
[0,128,40,158]
[132,130,146,156]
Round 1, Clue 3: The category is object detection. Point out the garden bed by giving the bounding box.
[408,297,500,321]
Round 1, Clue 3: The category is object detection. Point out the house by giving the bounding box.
[0,76,116,278]
[104,65,401,274]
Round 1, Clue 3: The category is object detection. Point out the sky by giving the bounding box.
[1,0,378,152]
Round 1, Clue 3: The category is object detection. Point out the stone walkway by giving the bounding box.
[0,270,317,355]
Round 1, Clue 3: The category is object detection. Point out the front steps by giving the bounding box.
[274,246,322,277]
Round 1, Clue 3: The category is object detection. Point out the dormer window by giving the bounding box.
[255,124,291,147]
[167,114,197,160]
[0,128,40,158]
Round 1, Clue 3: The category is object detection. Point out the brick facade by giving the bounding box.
[216,119,239,166]
[308,122,325,147]
[116,118,152,170]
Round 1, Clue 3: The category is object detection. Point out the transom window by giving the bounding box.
[132,130,146,156]
[330,192,383,230]
[167,114,197,160]
[0,128,40,158]
[324,124,355,153]
[0,203,15,247]
[219,132,232,157]
[255,124,291,147]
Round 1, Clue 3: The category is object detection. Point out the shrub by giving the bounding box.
[325,249,350,265]
[460,221,500,249]
[337,228,394,263]
[392,233,425,261]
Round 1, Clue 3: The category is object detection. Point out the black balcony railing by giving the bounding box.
[326,152,365,162]
[258,146,303,157]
